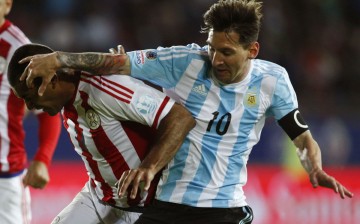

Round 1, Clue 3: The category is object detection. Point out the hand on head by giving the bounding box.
[19,52,58,96]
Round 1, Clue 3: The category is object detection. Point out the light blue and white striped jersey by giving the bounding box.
[127,44,298,208]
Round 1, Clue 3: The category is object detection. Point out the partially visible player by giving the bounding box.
[8,43,195,223]
[0,1,61,223]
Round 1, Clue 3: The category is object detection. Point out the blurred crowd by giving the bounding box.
[10,0,360,117]
[11,0,360,165]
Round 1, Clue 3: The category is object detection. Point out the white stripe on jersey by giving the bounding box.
[80,75,133,103]
[197,84,248,207]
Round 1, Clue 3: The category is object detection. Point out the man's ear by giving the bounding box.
[248,42,260,59]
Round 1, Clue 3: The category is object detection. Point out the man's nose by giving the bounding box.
[211,52,224,66]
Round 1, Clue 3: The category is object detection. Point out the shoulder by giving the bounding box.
[155,43,208,59]
[79,74,143,98]
[252,59,287,78]
[1,21,31,46]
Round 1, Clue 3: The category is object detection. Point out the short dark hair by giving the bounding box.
[7,43,53,88]
[201,0,263,48]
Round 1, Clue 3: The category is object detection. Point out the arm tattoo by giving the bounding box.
[58,52,128,75]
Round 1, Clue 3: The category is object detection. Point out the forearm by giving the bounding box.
[34,112,61,166]
[140,104,195,173]
[293,131,322,174]
[56,51,131,75]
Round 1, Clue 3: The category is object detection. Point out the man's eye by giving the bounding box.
[222,51,232,56]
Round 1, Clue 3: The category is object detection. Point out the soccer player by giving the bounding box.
[18,0,353,223]
[0,1,61,223]
[8,43,195,223]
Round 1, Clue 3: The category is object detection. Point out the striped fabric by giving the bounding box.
[62,74,174,208]
[128,44,298,208]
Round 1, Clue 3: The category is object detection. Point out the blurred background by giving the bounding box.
[8,0,359,223]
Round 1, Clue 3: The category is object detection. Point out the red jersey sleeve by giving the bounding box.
[33,112,61,166]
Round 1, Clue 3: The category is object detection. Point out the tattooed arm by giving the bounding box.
[19,48,130,96]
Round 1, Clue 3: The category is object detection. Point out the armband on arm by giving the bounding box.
[278,109,309,140]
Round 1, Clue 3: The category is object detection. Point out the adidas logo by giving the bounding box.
[192,84,207,96]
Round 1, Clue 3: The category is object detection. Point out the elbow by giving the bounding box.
[188,116,196,130]
[171,103,196,130]
[182,107,196,130]
[180,110,196,131]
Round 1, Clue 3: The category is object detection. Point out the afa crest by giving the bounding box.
[244,87,259,108]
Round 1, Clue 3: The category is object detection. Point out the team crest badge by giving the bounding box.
[85,109,101,129]
[0,56,7,75]
[145,51,157,60]
[244,87,259,108]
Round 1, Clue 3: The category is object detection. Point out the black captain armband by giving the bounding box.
[278,109,309,140]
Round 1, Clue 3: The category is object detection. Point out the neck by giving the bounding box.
[0,18,5,27]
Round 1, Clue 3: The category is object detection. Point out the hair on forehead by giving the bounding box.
[7,43,54,87]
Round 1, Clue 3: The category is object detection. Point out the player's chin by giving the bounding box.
[214,71,232,84]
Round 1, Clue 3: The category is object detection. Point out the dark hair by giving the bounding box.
[201,0,263,48]
[7,43,53,88]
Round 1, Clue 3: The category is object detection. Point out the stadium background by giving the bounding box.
[9,0,360,223]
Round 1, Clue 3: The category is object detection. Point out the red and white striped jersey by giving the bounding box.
[62,73,175,208]
[0,20,30,174]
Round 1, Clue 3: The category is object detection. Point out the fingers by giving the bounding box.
[20,65,29,82]
[309,172,319,188]
[20,65,35,89]
[143,174,152,191]
[22,173,47,189]
[314,170,354,199]
[337,183,345,199]
[117,170,131,197]
[117,170,140,198]
[37,76,52,96]
[19,55,33,64]
[109,48,116,54]
[118,45,125,54]
[344,189,354,198]
[337,183,353,199]
[109,45,125,55]
[116,169,151,200]
[130,172,142,199]
[19,56,36,84]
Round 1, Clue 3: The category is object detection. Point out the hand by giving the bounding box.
[116,167,156,199]
[23,161,50,189]
[19,52,59,96]
[309,169,353,199]
[109,45,126,55]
